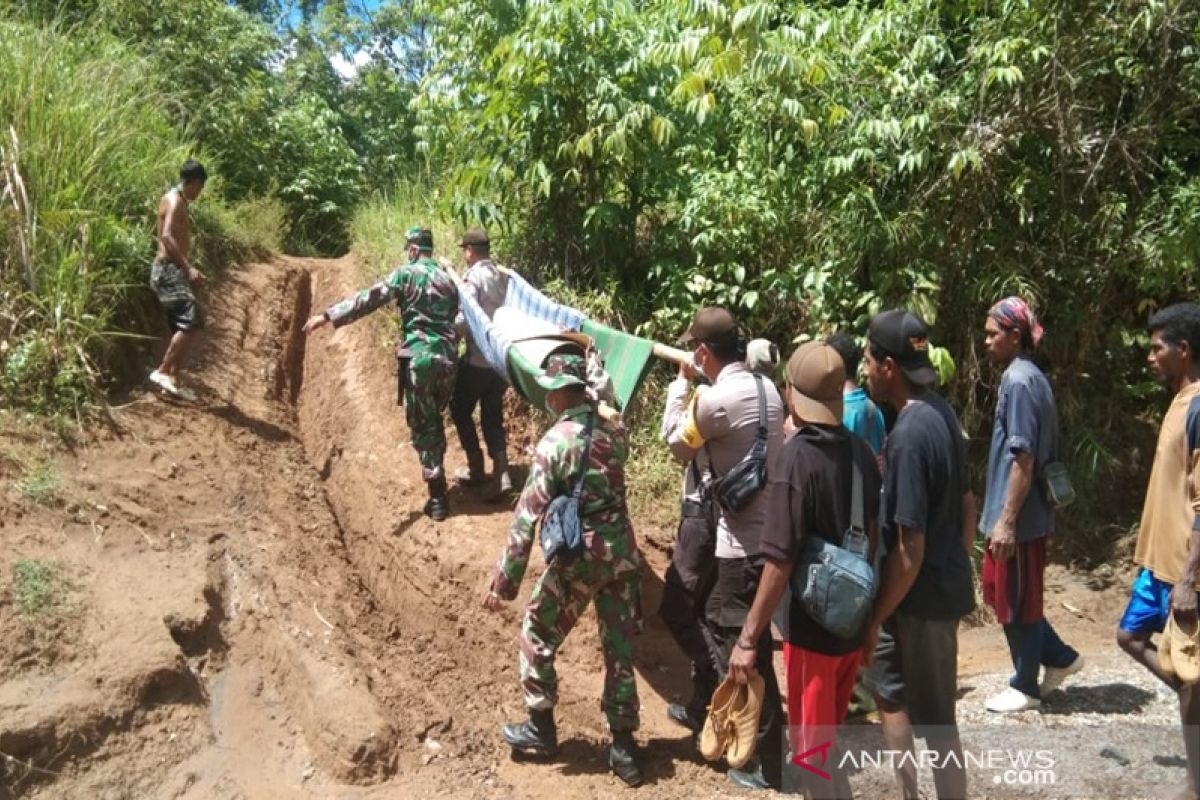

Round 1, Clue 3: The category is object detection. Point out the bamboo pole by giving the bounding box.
[651,342,690,366]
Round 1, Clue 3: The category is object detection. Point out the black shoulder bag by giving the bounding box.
[539,414,595,565]
[706,374,770,513]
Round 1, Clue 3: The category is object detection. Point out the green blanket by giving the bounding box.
[580,319,658,410]
[506,340,585,410]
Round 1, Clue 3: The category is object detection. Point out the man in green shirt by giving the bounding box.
[303,226,459,519]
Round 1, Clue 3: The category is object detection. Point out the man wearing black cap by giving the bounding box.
[451,228,514,497]
[662,306,786,790]
[860,309,976,800]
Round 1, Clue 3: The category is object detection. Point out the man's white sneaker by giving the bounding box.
[149,370,196,401]
[985,687,1041,713]
[1040,655,1084,697]
[149,369,179,395]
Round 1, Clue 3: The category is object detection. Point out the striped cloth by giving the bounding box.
[455,270,658,410]
[504,271,586,331]
[456,278,514,382]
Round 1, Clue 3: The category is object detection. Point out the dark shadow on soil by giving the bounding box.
[205,402,296,443]
[1041,683,1157,715]
[632,564,698,713]
[542,735,688,786]
[445,481,519,518]
[389,510,425,538]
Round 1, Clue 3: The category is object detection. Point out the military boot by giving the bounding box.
[454,450,487,486]
[424,475,449,521]
[609,729,643,787]
[502,709,558,756]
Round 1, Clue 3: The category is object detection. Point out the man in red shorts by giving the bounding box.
[729,341,881,798]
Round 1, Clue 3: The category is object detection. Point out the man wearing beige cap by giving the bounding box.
[730,341,882,798]
[663,306,786,790]
[451,228,514,497]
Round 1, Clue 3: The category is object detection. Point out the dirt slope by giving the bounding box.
[0,256,1190,800]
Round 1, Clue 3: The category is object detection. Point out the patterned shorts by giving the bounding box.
[151,260,202,333]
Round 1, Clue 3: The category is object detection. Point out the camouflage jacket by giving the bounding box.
[325,257,459,358]
[493,403,640,599]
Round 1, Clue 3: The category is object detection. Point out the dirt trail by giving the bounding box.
[0,256,1190,800]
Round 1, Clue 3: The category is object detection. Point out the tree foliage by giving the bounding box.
[408,0,1200,548]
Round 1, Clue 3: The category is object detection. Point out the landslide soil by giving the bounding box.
[0,256,1186,799]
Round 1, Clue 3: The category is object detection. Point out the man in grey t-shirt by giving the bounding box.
[980,297,1082,713]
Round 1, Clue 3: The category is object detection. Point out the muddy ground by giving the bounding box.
[0,256,1191,800]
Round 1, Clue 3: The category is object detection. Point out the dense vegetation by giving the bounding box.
[1,0,1198,557]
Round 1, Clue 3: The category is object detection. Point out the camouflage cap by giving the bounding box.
[535,352,588,391]
[404,226,434,251]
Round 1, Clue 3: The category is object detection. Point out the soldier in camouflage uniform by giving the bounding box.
[482,353,645,787]
[303,226,459,520]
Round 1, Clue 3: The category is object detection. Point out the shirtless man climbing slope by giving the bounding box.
[148,159,207,401]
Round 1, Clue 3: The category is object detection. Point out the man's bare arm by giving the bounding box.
[962,490,978,559]
[991,452,1033,561]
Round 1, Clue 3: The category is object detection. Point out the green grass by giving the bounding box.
[623,375,687,530]
[0,20,279,414]
[11,558,70,619]
[13,460,60,505]
[350,185,463,279]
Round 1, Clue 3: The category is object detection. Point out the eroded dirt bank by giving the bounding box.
[0,256,1188,800]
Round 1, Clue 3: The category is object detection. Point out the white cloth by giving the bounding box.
[455,258,510,368]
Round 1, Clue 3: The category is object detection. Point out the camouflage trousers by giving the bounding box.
[519,552,641,732]
[404,351,456,480]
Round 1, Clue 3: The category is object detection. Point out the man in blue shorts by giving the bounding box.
[1118,302,1200,800]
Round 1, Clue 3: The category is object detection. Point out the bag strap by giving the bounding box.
[571,413,596,501]
[851,454,864,535]
[752,374,768,444]
[842,446,870,559]
[702,442,717,483]
[702,373,769,480]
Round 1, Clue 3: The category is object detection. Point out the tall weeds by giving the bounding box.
[349,184,461,279]
[0,21,270,412]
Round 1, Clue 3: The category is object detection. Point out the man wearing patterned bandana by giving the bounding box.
[303,226,459,520]
[482,353,645,788]
[980,296,1083,714]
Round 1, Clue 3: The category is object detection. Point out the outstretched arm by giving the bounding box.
[304,267,406,334]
